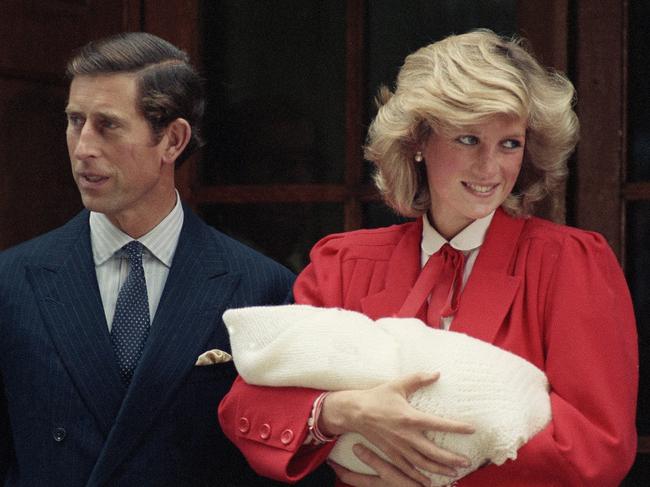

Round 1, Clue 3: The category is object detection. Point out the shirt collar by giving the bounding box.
[421,210,495,256]
[90,191,184,267]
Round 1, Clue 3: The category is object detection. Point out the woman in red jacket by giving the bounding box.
[219,29,638,487]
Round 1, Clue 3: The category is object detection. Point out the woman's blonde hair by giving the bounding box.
[364,29,579,218]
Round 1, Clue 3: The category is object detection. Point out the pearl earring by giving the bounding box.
[414,151,423,162]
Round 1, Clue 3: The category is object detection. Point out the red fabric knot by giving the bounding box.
[428,244,466,325]
[397,243,466,327]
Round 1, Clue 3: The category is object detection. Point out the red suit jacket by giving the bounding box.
[219,209,638,486]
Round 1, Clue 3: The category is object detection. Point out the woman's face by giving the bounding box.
[422,114,526,239]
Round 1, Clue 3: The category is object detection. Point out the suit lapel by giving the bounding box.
[89,208,240,485]
[452,209,524,343]
[26,211,125,437]
[360,220,424,320]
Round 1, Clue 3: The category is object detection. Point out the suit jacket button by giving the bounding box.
[259,423,271,440]
[280,429,294,445]
[52,427,66,442]
[238,417,250,434]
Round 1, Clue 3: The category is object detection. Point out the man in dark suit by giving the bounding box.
[0,32,296,486]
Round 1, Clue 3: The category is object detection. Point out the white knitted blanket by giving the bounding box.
[223,305,551,486]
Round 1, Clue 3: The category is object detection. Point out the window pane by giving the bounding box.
[364,0,517,181]
[200,0,346,185]
[199,203,343,273]
[627,201,650,434]
[362,201,410,229]
[628,1,650,181]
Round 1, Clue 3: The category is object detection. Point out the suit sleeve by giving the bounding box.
[218,237,346,483]
[462,231,638,486]
[0,373,12,481]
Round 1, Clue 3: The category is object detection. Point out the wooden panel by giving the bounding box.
[0,0,139,249]
[0,0,130,79]
[142,0,200,59]
[517,0,569,72]
[142,0,202,206]
[624,182,650,201]
[517,0,569,223]
[0,79,80,249]
[343,0,366,231]
[572,1,625,256]
[195,183,378,204]
[639,435,650,454]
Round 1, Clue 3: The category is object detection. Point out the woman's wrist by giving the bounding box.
[318,390,354,437]
[307,392,339,443]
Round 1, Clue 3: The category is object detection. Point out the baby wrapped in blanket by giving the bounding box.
[223,304,551,486]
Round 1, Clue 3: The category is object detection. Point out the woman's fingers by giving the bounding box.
[323,372,475,482]
[356,374,475,470]
[368,448,436,484]
[383,373,474,470]
[404,441,465,476]
[397,414,472,470]
[395,371,441,397]
[398,373,475,433]
[327,446,427,487]
[412,409,475,435]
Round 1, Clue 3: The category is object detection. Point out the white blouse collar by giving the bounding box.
[421,210,495,257]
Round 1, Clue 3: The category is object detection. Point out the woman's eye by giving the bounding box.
[457,135,478,145]
[502,139,522,149]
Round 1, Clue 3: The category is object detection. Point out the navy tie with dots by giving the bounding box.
[110,241,151,384]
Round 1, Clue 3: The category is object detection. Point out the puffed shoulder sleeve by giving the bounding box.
[292,233,349,308]
[543,231,638,484]
[465,230,638,486]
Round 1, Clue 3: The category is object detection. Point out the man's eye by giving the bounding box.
[100,119,118,130]
[457,135,478,145]
[66,114,84,128]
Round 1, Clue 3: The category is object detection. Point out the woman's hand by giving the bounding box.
[328,444,430,486]
[319,372,474,483]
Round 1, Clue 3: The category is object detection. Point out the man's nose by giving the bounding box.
[73,124,99,160]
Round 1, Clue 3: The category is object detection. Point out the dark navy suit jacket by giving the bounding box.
[0,206,296,486]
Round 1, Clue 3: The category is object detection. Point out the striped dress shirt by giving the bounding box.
[90,192,184,329]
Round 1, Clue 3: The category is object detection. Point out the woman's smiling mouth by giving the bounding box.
[462,181,499,195]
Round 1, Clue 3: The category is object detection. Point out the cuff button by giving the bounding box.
[238,417,250,434]
[259,423,271,440]
[280,428,294,445]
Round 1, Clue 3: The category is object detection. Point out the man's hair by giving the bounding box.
[66,32,204,166]
[364,29,579,218]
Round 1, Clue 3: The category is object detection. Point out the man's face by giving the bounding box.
[65,73,169,227]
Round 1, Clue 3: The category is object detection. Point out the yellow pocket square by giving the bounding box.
[195,349,232,366]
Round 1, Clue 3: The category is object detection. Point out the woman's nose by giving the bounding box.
[475,146,501,174]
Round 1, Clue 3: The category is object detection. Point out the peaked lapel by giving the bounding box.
[26,211,126,437]
[360,220,425,320]
[88,207,241,486]
[452,209,525,343]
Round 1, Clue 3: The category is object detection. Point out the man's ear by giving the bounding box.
[161,118,191,165]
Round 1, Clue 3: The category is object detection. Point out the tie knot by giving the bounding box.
[439,243,463,263]
[122,241,144,264]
